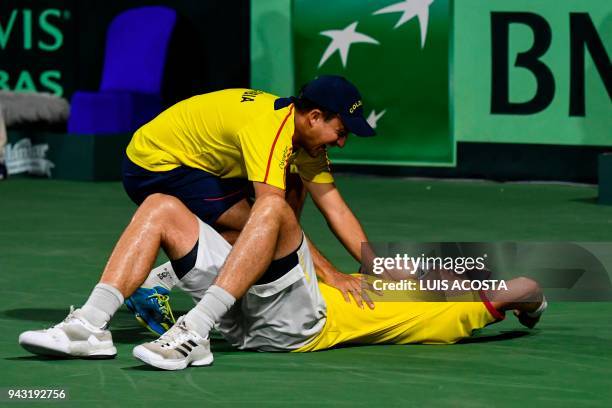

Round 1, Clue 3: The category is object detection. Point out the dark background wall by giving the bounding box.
[2,1,607,183]
[0,0,250,106]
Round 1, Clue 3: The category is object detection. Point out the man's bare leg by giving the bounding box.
[19,193,200,358]
[215,173,306,245]
[142,181,306,296]
[130,194,304,369]
[136,172,300,293]
[141,172,373,314]
[215,198,251,245]
[100,194,198,294]
[138,198,250,294]
[217,195,302,295]
[78,194,198,328]
[183,194,302,337]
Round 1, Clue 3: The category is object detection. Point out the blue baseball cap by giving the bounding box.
[275,75,376,137]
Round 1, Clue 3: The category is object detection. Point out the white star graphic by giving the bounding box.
[366,109,386,129]
[373,0,435,48]
[318,22,379,68]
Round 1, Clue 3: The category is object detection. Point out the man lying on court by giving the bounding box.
[19,192,547,370]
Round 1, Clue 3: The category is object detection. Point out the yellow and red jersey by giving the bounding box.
[126,89,334,190]
[295,277,503,352]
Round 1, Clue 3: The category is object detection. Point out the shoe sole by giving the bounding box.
[133,346,213,370]
[20,342,117,359]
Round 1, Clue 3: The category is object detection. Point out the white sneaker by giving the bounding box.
[18,307,117,358]
[132,316,213,370]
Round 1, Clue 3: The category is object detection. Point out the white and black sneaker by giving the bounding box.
[19,306,117,358]
[132,316,213,370]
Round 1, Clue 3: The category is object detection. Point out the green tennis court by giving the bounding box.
[1,176,611,406]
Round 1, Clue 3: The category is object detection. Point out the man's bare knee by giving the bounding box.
[132,194,194,237]
[141,193,182,209]
[249,194,302,257]
[138,194,198,259]
[138,194,185,220]
[253,194,295,223]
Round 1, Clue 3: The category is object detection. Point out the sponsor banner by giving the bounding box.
[5,138,54,177]
[0,0,75,97]
[453,0,612,146]
[293,0,453,166]
[360,242,612,301]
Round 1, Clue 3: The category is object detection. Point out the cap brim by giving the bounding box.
[274,97,294,110]
[340,114,376,137]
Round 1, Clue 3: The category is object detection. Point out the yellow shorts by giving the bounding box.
[295,280,504,352]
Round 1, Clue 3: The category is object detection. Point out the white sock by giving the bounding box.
[80,283,124,328]
[184,285,235,337]
[527,296,547,318]
[143,262,179,291]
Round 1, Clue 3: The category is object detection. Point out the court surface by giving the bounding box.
[1,176,611,407]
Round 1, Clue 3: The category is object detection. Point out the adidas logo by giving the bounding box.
[167,339,198,357]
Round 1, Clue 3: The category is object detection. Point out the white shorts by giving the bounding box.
[153,219,327,351]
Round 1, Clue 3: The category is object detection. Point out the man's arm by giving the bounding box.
[302,179,380,307]
[305,235,374,309]
[303,180,367,262]
[253,181,285,198]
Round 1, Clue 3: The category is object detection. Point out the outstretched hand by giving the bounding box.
[323,271,378,310]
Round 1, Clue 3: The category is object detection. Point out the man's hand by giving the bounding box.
[304,235,377,309]
[322,270,377,310]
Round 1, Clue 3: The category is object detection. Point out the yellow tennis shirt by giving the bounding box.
[125,89,334,190]
[295,277,502,352]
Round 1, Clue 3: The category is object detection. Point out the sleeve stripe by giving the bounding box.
[478,290,506,321]
[263,105,294,184]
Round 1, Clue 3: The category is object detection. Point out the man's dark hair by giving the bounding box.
[293,97,337,121]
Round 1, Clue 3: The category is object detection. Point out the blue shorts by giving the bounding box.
[122,157,249,225]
